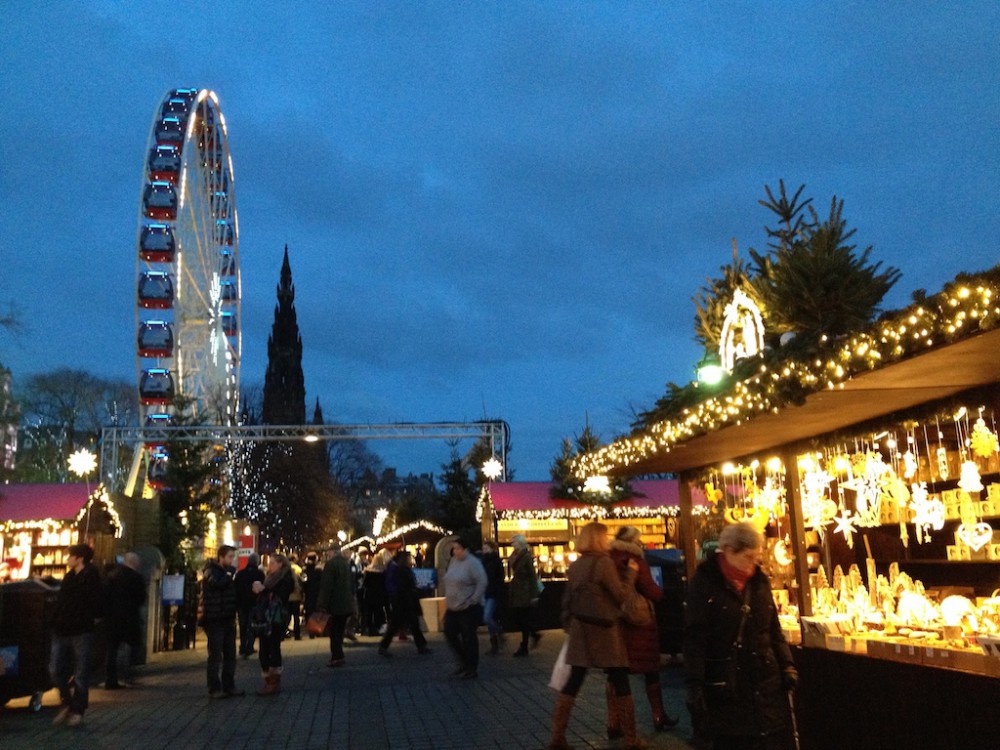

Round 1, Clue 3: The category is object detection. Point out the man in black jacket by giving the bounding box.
[104,551,147,689]
[200,544,244,698]
[234,553,264,657]
[50,543,101,727]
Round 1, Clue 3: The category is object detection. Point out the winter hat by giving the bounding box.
[615,526,641,544]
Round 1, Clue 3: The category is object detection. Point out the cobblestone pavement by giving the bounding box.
[1,629,699,750]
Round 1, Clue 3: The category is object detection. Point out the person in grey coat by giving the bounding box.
[442,537,487,679]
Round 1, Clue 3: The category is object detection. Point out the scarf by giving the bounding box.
[264,565,290,591]
[718,552,753,592]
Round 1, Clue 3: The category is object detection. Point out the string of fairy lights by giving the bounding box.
[572,275,999,480]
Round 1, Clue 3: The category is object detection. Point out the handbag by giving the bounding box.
[250,594,287,637]
[705,587,751,702]
[306,611,331,636]
[568,559,615,627]
[548,637,571,691]
[620,589,654,627]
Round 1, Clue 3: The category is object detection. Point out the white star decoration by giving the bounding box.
[833,509,858,549]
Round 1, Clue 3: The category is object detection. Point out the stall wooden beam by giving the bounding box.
[781,447,813,617]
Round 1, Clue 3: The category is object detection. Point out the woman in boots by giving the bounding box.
[549,522,647,750]
[607,526,678,736]
[507,534,542,656]
[252,553,294,696]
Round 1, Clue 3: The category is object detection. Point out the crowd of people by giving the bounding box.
[34,520,798,747]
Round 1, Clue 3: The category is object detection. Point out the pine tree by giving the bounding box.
[749,181,902,338]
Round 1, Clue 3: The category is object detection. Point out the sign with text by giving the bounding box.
[413,568,438,590]
[161,573,185,606]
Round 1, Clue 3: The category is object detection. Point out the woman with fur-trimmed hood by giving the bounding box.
[608,526,678,735]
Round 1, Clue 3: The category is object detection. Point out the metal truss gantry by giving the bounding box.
[100,420,510,491]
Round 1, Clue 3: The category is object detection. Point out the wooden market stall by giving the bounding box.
[479,480,706,632]
[574,272,1000,749]
[0,483,122,580]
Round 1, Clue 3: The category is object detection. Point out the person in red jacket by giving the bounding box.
[607,526,678,736]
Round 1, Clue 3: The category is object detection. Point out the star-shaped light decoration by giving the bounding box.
[833,509,858,549]
[68,448,98,478]
[901,450,918,480]
[583,475,611,495]
[481,457,504,481]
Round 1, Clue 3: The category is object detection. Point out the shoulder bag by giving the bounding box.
[704,587,751,702]
[569,558,615,627]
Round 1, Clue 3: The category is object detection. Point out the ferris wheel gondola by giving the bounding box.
[133,88,241,491]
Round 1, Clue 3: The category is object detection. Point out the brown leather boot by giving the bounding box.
[548,693,575,750]
[605,681,623,739]
[256,672,274,696]
[271,669,282,694]
[612,694,649,750]
[645,680,679,730]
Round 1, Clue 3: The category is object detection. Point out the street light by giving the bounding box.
[696,351,726,386]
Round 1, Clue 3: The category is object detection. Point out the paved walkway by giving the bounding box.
[1,630,699,750]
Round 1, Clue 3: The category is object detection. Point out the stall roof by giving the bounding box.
[487,479,703,511]
[613,326,1000,476]
[0,483,92,523]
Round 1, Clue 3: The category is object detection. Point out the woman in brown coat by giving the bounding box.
[608,526,678,735]
[548,522,647,750]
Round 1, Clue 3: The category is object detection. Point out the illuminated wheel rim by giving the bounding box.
[136,88,240,435]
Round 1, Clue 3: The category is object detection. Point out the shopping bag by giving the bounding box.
[306,611,331,636]
[548,637,571,691]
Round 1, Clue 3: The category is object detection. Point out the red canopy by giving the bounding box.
[487,479,705,512]
[0,483,92,523]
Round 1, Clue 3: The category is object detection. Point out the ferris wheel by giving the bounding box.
[134,88,240,484]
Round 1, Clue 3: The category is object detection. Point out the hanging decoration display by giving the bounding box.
[799,464,838,533]
[970,417,999,459]
[833,508,858,549]
[909,482,945,544]
[840,452,893,527]
[719,288,766,372]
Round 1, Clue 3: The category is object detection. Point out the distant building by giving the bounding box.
[262,246,306,426]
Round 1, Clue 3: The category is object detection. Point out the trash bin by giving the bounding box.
[0,579,58,711]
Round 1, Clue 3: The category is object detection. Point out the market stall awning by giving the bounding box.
[487,479,704,512]
[618,326,1000,476]
[0,483,93,523]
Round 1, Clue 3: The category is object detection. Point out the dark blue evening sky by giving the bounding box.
[1,1,998,480]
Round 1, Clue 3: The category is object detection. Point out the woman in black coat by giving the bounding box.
[683,522,798,750]
[252,553,294,696]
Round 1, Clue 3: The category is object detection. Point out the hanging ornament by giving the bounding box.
[902,450,918,480]
[840,452,891,527]
[703,482,724,510]
[971,418,1000,459]
[909,482,944,544]
[957,521,994,552]
[833,509,858,549]
[959,460,984,494]
[937,447,950,480]
[936,417,950,480]
[800,467,838,532]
